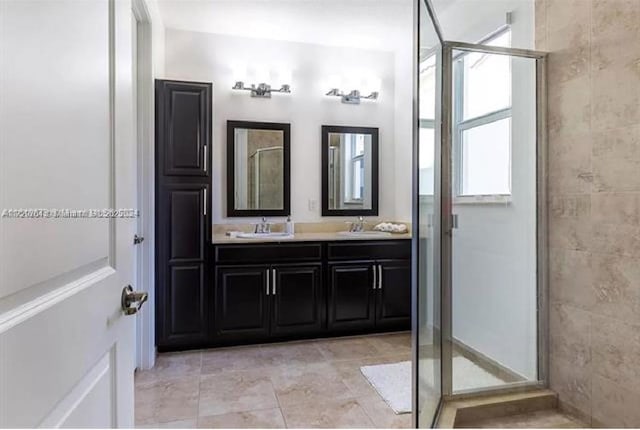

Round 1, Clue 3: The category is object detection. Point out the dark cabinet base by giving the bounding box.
[157,239,411,352]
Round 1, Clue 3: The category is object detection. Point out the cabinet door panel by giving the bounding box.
[215,266,270,340]
[156,80,211,177]
[327,263,376,331]
[158,264,207,346]
[271,264,322,336]
[156,183,209,349]
[165,184,206,262]
[376,260,411,329]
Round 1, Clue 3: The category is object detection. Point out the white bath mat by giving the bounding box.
[360,361,412,414]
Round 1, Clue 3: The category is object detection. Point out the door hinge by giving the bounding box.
[133,234,145,245]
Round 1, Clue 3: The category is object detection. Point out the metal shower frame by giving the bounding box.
[411,0,549,427]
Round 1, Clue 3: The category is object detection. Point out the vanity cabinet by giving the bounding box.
[212,243,324,345]
[215,263,323,342]
[159,239,409,351]
[327,242,412,332]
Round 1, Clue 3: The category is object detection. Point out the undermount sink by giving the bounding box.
[337,231,392,238]
[235,232,294,239]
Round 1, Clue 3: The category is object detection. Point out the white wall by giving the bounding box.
[164,29,401,224]
[393,5,415,223]
[135,0,165,370]
[145,0,165,76]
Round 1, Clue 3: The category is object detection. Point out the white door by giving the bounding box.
[0,0,138,427]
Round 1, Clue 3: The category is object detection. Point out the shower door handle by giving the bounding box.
[446,214,458,236]
[451,214,459,229]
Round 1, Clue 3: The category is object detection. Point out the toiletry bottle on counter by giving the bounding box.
[285,215,294,234]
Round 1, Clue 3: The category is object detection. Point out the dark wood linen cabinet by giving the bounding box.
[155,79,212,349]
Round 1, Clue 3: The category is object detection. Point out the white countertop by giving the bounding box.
[211,231,412,244]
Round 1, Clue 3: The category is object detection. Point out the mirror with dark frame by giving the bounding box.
[321,125,379,216]
[227,120,291,217]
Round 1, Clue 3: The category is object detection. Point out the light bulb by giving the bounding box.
[371,77,382,92]
[254,65,270,84]
[363,75,381,94]
[327,74,342,90]
[231,62,247,83]
[343,75,358,93]
[276,68,292,86]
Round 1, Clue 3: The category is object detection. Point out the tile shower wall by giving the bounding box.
[536,0,640,426]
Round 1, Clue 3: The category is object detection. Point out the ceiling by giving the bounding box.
[156,0,413,51]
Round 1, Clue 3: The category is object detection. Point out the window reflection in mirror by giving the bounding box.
[322,126,378,216]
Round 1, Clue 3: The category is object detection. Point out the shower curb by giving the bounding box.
[435,389,558,428]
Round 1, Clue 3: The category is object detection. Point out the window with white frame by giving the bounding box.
[454,29,512,198]
[345,133,365,202]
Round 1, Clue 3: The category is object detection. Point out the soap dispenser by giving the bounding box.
[285,215,294,235]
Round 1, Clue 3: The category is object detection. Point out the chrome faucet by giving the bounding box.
[254,217,271,234]
[349,216,366,233]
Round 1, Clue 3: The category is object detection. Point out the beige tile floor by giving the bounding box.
[135,333,413,429]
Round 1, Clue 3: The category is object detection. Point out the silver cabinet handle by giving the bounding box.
[372,264,377,290]
[272,269,277,295]
[203,189,207,216]
[378,264,383,290]
[266,269,270,295]
[203,145,207,172]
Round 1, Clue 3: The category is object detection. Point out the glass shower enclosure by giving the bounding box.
[413,0,548,426]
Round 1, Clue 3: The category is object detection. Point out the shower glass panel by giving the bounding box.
[448,47,541,394]
[414,1,547,424]
[415,0,442,426]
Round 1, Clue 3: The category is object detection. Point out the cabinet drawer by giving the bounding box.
[214,242,323,264]
[327,240,411,261]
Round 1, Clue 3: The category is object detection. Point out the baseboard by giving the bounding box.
[452,338,527,383]
[557,399,593,427]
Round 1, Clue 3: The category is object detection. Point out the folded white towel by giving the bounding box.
[373,222,408,233]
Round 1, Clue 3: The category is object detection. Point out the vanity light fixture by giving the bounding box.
[326,88,379,105]
[232,81,291,98]
[325,75,380,104]
[232,64,292,98]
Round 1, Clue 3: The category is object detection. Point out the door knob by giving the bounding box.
[121,285,148,315]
